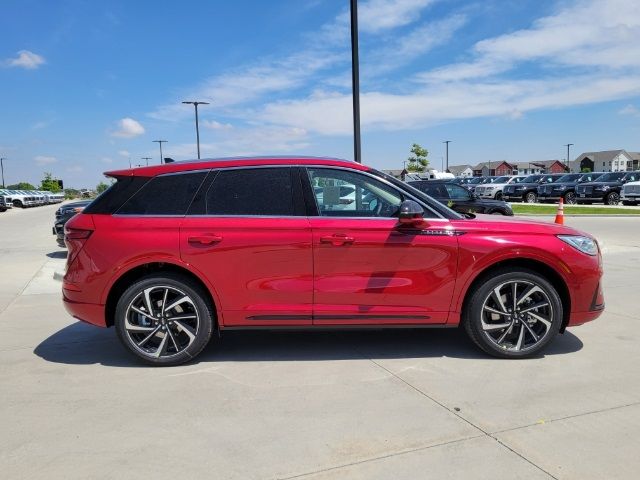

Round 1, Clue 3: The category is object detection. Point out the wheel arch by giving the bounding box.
[104,262,220,328]
[459,257,571,332]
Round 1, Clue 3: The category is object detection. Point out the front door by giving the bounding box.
[180,167,313,326]
[305,167,459,325]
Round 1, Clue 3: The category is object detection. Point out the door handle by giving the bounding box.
[320,234,355,246]
[188,235,223,246]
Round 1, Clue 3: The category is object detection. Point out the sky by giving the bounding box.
[1,0,640,188]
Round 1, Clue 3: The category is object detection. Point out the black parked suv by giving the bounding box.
[53,200,92,247]
[537,172,603,204]
[575,171,640,205]
[408,180,513,215]
[503,174,564,203]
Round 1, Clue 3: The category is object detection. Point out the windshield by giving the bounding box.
[557,174,581,182]
[468,177,483,184]
[597,172,625,182]
[540,175,560,183]
[522,175,543,183]
[480,177,496,184]
[493,176,511,183]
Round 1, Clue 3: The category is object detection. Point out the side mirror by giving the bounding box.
[398,199,425,226]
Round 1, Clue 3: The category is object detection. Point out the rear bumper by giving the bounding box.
[62,290,107,327]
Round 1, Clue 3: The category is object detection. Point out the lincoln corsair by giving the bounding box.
[63,157,604,365]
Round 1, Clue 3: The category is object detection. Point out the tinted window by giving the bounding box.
[557,174,581,182]
[522,175,543,183]
[409,182,449,198]
[118,172,207,215]
[445,184,471,200]
[206,168,295,216]
[493,176,511,183]
[597,172,625,182]
[84,176,150,214]
[308,168,403,218]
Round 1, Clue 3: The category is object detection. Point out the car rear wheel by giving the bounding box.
[115,273,215,366]
[622,200,637,206]
[525,191,537,203]
[563,191,577,204]
[463,269,562,358]
[605,192,620,205]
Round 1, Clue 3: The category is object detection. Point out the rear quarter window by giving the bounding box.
[117,172,208,215]
[83,176,150,214]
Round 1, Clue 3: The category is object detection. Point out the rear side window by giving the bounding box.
[117,172,207,215]
[206,168,295,216]
[84,176,150,214]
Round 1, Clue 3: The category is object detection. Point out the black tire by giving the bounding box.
[563,191,577,205]
[115,273,215,366]
[463,269,562,358]
[605,192,620,205]
[495,192,503,201]
[525,191,537,203]
[13,200,23,208]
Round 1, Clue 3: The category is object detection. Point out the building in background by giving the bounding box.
[448,164,473,177]
[570,150,640,173]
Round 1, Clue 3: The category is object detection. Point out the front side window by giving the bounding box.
[445,184,471,200]
[308,168,403,218]
[206,167,295,216]
[118,172,207,215]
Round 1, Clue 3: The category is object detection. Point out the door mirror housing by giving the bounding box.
[398,200,425,226]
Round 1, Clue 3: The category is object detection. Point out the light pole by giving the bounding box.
[350,0,361,163]
[443,141,451,172]
[141,157,152,166]
[153,140,167,164]
[564,143,574,171]
[0,157,5,188]
[182,101,209,159]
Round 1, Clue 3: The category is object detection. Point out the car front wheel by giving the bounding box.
[115,273,215,366]
[563,191,577,204]
[463,269,562,358]
[525,191,537,203]
[605,192,620,205]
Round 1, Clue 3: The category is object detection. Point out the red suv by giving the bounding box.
[63,157,604,365]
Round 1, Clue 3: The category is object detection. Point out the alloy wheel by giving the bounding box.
[606,192,620,205]
[480,280,554,352]
[564,191,577,204]
[124,285,200,359]
[525,192,537,203]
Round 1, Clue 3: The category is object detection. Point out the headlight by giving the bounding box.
[557,235,598,256]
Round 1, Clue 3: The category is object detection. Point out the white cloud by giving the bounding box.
[111,118,145,138]
[619,104,639,116]
[34,155,57,166]
[66,165,84,173]
[101,157,114,164]
[117,150,130,157]
[202,120,233,130]
[336,0,439,33]
[3,50,45,69]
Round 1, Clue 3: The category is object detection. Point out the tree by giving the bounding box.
[581,167,592,173]
[407,143,429,172]
[96,181,109,194]
[40,172,61,192]
[7,182,36,190]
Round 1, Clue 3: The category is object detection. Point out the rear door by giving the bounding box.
[180,167,313,327]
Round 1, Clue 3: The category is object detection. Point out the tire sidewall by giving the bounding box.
[115,274,214,366]
[464,269,563,358]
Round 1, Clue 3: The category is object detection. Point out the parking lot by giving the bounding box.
[1,204,639,479]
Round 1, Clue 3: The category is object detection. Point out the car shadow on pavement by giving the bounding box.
[34,322,584,368]
[46,250,67,259]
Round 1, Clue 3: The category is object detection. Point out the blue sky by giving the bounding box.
[1,0,639,188]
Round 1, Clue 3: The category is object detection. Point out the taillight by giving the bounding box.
[65,228,92,240]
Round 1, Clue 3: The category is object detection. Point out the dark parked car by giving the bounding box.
[408,180,513,215]
[537,172,604,204]
[53,200,92,247]
[0,195,11,212]
[575,171,640,205]
[503,174,564,203]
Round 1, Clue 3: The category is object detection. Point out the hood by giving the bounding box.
[449,214,590,237]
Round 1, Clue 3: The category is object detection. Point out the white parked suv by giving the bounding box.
[474,175,525,200]
[621,180,640,206]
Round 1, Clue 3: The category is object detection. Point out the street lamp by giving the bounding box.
[564,143,574,171]
[0,157,6,188]
[443,141,451,172]
[350,0,361,163]
[141,157,152,166]
[182,101,209,159]
[153,140,168,164]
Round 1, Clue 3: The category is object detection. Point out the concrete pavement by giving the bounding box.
[0,207,638,479]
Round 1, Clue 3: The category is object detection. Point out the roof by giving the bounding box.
[472,161,515,170]
[105,156,366,177]
[447,164,473,174]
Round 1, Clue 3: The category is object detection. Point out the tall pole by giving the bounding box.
[153,140,167,164]
[350,0,361,163]
[182,101,209,159]
[565,143,574,171]
[142,157,152,166]
[443,141,451,172]
[0,158,5,188]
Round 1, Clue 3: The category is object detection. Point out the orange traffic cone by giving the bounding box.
[555,198,564,225]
